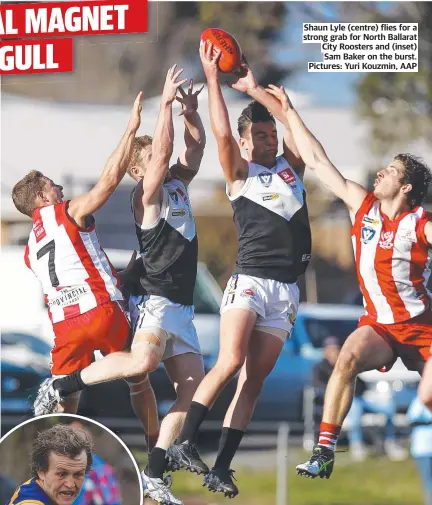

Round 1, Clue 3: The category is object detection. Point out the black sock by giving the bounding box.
[53,370,86,396]
[213,428,245,471]
[177,402,209,444]
[147,447,167,479]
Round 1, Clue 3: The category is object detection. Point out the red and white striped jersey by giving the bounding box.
[352,193,432,324]
[25,202,123,324]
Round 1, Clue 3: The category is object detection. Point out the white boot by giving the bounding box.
[141,470,183,505]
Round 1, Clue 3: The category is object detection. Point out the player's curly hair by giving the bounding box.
[237,101,275,138]
[12,170,47,217]
[31,424,93,478]
[127,135,153,176]
[396,153,432,208]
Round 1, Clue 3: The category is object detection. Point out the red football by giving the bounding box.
[200,28,242,73]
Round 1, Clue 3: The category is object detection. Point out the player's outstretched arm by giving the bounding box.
[266,84,367,215]
[142,64,187,205]
[229,61,304,178]
[68,92,143,225]
[170,79,206,186]
[200,40,248,186]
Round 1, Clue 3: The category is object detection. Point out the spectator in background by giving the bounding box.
[312,336,407,461]
[70,421,121,505]
[407,396,432,505]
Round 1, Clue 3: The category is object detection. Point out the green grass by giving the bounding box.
[134,449,424,505]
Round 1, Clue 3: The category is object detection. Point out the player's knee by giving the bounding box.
[176,377,202,404]
[129,346,159,375]
[130,332,165,375]
[241,376,265,399]
[334,348,360,378]
[216,354,245,379]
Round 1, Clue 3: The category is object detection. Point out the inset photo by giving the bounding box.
[0,414,142,505]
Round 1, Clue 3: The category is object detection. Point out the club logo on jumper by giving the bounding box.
[262,193,279,202]
[172,210,186,217]
[398,228,417,243]
[302,254,311,262]
[361,227,376,244]
[378,231,395,249]
[277,167,296,185]
[176,187,190,207]
[258,172,272,187]
[241,288,255,298]
[362,215,380,226]
[34,219,46,242]
[169,191,179,204]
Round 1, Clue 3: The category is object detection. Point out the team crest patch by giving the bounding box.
[169,191,179,204]
[241,288,255,298]
[378,231,395,249]
[34,219,46,242]
[277,167,296,185]
[176,187,190,206]
[361,227,376,244]
[258,172,272,187]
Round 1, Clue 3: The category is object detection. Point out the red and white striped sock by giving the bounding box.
[318,422,341,451]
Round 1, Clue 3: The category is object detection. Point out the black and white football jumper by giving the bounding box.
[132,178,198,306]
[229,155,311,283]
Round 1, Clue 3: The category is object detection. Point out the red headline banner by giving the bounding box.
[0,38,73,74]
[0,0,148,38]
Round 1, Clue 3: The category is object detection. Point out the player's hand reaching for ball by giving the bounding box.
[228,57,258,94]
[176,79,204,117]
[199,40,221,80]
[162,64,188,105]
[128,91,143,132]
[265,84,294,113]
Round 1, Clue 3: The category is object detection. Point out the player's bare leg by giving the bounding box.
[126,373,160,452]
[159,353,205,450]
[419,351,432,411]
[204,329,284,497]
[141,352,204,505]
[167,309,256,476]
[297,325,396,479]
[193,309,257,407]
[146,353,205,480]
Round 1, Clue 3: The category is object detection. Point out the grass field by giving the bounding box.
[135,449,424,505]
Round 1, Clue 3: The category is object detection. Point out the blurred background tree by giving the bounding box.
[298,2,431,156]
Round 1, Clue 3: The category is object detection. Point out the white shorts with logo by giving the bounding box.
[129,294,201,361]
[220,273,299,341]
